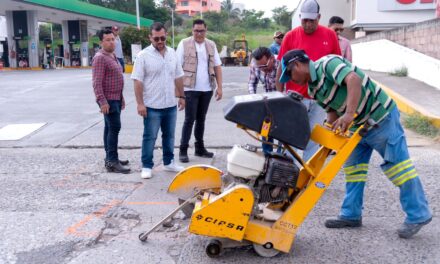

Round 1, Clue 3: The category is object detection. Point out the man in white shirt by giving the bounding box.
[112,25,125,72]
[176,19,223,163]
[131,22,186,179]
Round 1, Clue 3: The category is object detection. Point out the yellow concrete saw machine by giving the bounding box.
[139,92,369,258]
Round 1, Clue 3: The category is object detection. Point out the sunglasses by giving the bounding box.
[256,57,273,68]
[152,36,166,42]
[275,35,284,39]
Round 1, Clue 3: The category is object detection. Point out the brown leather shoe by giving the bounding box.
[106,161,130,174]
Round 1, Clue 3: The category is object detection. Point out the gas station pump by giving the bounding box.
[15,38,29,68]
[68,20,81,66]
[69,42,81,66]
[43,38,53,69]
[12,11,29,68]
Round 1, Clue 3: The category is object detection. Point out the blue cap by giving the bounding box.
[279,49,309,83]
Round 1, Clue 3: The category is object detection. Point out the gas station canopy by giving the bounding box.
[0,0,153,30]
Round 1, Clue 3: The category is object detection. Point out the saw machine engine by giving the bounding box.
[226,144,299,206]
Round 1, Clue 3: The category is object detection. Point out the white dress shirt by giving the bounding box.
[131,45,184,109]
[176,40,221,92]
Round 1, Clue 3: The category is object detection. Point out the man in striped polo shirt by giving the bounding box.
[279,49,432,239]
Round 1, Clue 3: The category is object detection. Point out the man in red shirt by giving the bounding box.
[275,0,341,161]
[93,29,130,174]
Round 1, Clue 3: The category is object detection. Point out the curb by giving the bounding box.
[2,67,43,71]
[373,79,440,128]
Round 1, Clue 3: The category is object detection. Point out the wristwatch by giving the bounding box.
[176,96,186,99]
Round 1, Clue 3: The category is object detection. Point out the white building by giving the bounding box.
[292,0,436,37]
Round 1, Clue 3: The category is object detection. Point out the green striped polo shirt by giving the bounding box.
[308,55,396,131]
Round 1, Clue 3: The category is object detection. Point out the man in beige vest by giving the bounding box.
[176,19,223,163]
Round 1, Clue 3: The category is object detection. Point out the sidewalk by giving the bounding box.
[366,70,440,127]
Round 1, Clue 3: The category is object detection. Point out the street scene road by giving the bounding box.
[0,67,439,264]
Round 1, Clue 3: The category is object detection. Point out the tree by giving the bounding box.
[38,24,51,41]
[160,0,176,9]
[120,26,150,63]
[240,9,271,30]
[221,0,240,19]
[272,6,293,30]
[203,11,229,32]
[79,0,171,23]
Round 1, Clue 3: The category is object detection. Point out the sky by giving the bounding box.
[234,0,301,17]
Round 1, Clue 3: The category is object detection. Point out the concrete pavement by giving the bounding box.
[0,67,439,264]
[367,70,440,127]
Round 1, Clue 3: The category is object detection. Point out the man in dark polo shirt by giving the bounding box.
[92,29,130,174]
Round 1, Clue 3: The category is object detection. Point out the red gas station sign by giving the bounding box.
[379,0,436,10]
[397,0,434,4]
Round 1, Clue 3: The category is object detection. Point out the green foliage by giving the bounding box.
[221,0,241,19]
[203,11,229,32]
[120,26,150,62]
[240,9,271,30]
[79,0,171,23]
[272,6,293,32]
[390,66,408,77]
[403,113,439,138]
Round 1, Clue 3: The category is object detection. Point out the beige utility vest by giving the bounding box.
[182,37,217,90]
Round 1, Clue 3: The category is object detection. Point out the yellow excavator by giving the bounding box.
[221,34,251,66]
[139,92,370,258]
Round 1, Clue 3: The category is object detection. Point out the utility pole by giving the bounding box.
[50,23,54,68]
[200,0,203,19]
[136,0,140,29]
[172,8,175,48]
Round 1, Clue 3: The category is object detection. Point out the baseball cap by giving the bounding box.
[279,49,309,83]
[273,31,284,38]
[300,0,320,20]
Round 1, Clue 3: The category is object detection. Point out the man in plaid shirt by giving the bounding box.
[92,29,130,174]
[248,47,279,95]
[248,47,279,155]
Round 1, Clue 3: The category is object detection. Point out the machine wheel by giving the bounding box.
[253,243,280,258]
[206,239,223,258]
[138,232,148,242]
[243,57,249,66]
[178,198,195,219]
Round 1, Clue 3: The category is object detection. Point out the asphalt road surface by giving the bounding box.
[0,68,439,264]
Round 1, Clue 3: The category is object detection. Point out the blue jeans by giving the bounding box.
[340,107,431,224]
[103,100,121,162]
[302,99,326,160]
[142,106,177,169]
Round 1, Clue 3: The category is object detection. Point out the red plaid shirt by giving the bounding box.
[92,50,124,106]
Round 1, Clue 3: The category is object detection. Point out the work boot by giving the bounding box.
[119,159,129,166]
[397,217,432,239]
[194,142,214,158]
[105,159,129,166]
[324,216,362,228]
[106,161,131,174]
[179,146,189,163]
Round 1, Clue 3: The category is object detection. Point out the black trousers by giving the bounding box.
[180,91,213,148]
